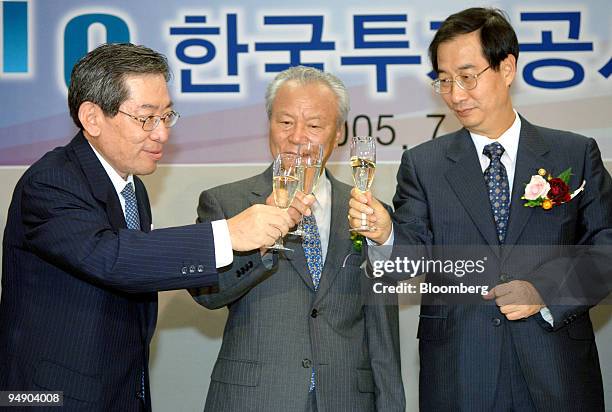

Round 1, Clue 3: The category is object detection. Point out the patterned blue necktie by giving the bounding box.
[120,182,145,402]
[302,214,323,290]
[121,182,141,230]
[483,142,510,243]
[302,214,322,392]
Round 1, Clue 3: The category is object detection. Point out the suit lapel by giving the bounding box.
[249,166,314,290]
[502,118,552,257]
[70,132,126,231]
[444,129,501,257]
[313,174,352,305]
[134,178,152,234]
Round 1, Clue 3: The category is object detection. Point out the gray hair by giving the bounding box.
[265,66,349,127]
[68,43,171,130]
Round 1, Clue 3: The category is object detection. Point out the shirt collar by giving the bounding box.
[469,109,521,163]
[88,142,134,195]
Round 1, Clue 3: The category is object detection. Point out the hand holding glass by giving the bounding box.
[268,152,301,251]
[290,142,323,236]
[349,136,376,232]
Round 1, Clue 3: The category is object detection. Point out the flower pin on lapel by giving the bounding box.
[522,168,585,210]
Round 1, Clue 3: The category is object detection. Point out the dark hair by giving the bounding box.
[68,43,170,129]
[429,8,519,74]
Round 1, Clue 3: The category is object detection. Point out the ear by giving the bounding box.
[501,54,517,87]
[78,101,103,137]
[333,122,344,148]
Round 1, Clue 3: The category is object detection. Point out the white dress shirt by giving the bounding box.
[89,142,233,268]
[311,169,332,264]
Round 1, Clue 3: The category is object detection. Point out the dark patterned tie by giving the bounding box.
[483,142,510,243]
[120,182,145,402]
[120,182,141,230]
[302,214,322,392]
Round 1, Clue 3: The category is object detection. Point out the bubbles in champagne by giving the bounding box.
[350,156,376,192]
[273,175,300,209]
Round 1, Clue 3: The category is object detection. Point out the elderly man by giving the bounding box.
[0,43,291,411]
[191,66,405,412]
[350,7,611,411]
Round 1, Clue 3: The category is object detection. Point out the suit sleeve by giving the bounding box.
[530,138,612,330]
[190,189,277,309]
[21,168,218,294]
[364,289,406,412]
[372,149,433,281]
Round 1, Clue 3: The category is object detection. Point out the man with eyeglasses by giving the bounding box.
[0,43,293,411]
[349,7,611,411]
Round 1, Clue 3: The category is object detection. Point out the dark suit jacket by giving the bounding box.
[0,132,218,411]
[192,167,405,412]
[390,116,611,411]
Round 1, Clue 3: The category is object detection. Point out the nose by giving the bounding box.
[287,122,308,148]
[448,81,468,105]
[150,123,170,144]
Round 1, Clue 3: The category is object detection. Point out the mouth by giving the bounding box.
[144,150,163,161]
[454,108,474,117]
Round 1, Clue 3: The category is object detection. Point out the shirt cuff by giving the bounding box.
[211,220,233,268]
[261,251,274,270]
[540,307,554,327]
[366,224,394,263]
[366,224,395,246]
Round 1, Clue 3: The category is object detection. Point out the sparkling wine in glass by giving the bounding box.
[290,142,323,236]
[267,152,300,251]
[349,136,376,232]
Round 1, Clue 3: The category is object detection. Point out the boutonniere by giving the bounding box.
[350,232,364,253]
[522,168,585,210]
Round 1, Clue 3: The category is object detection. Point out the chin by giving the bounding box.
[135,163,158,176]
[456,116,481,131]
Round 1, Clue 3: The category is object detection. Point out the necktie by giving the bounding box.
[483,142,510,243]
[120,182,145,402]
[120,182,141,230]
[302,214,322,392]
[302,214,322,290]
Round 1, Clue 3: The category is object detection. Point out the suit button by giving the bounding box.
[197,264,204,273]
[499,273,512,283]
[248,261,253,268]
[236,270,242,278]
[311,309,318,318]
[181,266,188,275]
[492,318,501,327]
[302,359,312,368]
[189,265,196,274]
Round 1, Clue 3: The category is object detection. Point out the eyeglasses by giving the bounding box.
[431,66,491,94]
[118,109,180,131]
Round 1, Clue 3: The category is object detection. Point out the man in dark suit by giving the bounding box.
[0,43,292,411]
[349,8,611,411]
[191,66,405,412]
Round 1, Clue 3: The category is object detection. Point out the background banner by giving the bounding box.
[1,0,610,165]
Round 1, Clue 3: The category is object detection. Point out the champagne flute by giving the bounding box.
[349,136,376,232]
[267,152,301,251]
[290,142,324,236]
